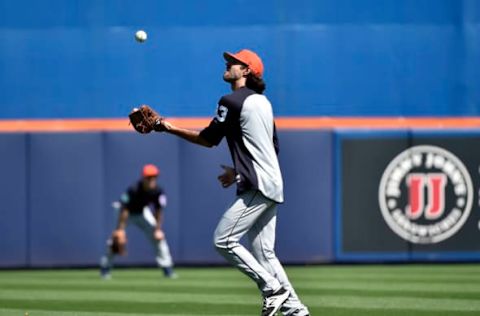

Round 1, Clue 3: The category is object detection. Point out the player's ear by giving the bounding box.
[243,67,251,77]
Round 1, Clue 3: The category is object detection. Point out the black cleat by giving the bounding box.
[163,267,178,279]
[261,287,290,316]
[290,308,310,316]
[100,266,111,280]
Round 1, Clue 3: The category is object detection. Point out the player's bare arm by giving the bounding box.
[116,208,129,230]
[161,121,213,147]
[154,207,163,228]
[153,207,165,240]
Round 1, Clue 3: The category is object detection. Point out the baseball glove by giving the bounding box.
[109,229,127,255]
[128,105,166,134]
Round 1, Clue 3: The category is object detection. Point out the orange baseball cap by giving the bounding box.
[142,164,159,177]
[223,49,264,78]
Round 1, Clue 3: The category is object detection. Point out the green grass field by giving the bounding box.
[1,264,480,316]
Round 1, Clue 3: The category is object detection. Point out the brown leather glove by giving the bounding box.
[128,105,166,134]
[109,229,127,255]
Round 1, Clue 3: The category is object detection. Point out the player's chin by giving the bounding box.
[223,73,234,82]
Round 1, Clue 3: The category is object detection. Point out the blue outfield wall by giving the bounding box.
[0,130,333,268]
[2,128,480,268]
[0,134,28,267]
[28,133,105,266]
[0,0,479,118]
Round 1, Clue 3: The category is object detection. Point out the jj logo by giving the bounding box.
[406,173,446,220]
[379,145,473,244]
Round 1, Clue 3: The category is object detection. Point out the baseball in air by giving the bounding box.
[135,30,147,43]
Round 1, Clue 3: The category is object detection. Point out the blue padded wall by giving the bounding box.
[276,131,333,263]
[177,140,232,264]
[28,133,105,266]
[0,134,28,267]
[0,130,334,267]
[3,128,480,267]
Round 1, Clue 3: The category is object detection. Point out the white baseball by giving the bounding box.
[135,30,147,43]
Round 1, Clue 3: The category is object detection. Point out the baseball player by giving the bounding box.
[147,50,309,316]
[99,164,176,279]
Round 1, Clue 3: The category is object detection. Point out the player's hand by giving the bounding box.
[157,119,172,132]
[153,118,171,132]
[218,165,236,188]
[112,229,126,243]
[154,229,165,240]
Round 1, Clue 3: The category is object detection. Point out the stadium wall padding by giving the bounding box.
[0,134,28,267]
[1,0,479,118]
[0,130,334,268]
[335,130,480,262]
[28,133,105,266]
[2,129,480,267]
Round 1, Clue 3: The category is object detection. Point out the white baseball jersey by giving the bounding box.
[200,87,284,203]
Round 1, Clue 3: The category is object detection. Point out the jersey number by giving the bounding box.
[216,105,228,123]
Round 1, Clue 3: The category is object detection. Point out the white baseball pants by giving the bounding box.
[102,206,173,269]
[213,190,308,315]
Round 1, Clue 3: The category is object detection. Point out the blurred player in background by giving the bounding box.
[99,164,176,279]
[152,50,309,316]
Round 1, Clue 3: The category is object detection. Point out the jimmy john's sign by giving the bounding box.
[378,145,473,244]
[338,133,480,259]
